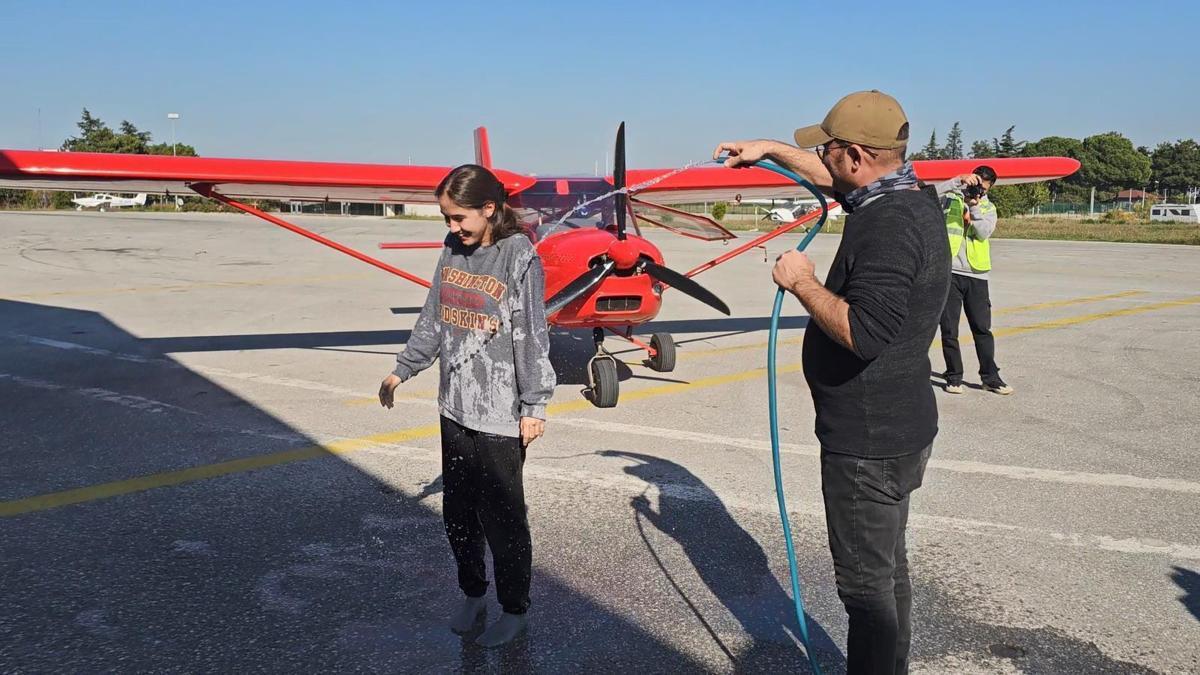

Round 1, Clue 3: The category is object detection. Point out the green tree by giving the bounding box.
[61,108,198,157]
[0,189,26,208]
[1076,132,1151,196]
[990,182,1050,218]
[61,108,116,152]
[912,130,940,160]
[147,142,198,157]
[114,120,152,153]
[1024,135,1086,202]
[941,122,964,159]
[1150,139,1200,202]
[710,201,727,221]
[992,126,1026,158]
[970,140,994,159]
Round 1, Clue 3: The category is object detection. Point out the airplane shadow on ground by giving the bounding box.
[136,315,809,358]
[134,315,811,404]
[641,315,810,341]
[1172,566,1200,623]
[0,299,720,672]
[600,449,846,672]
[549,315,811,391]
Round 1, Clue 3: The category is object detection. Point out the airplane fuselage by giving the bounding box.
[511,177,667,329]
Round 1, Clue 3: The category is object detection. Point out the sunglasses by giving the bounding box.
[816,140,878,160]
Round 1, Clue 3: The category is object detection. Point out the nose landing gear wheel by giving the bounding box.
[589,356,619,408]
[647,332,676,372]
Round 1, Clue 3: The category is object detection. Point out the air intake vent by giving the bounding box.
[596,296,642,312]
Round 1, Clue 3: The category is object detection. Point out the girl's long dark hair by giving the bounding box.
[435,164,525,241]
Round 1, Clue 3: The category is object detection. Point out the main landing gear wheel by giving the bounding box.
[589,357,619,408]
[647,332,676,372]
[588,327,619,408]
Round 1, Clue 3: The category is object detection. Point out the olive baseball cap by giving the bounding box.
[793,90,910,150]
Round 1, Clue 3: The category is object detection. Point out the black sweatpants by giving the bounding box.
[822,444,932,675]
[440,416,532,615]
[939,273,1001,386]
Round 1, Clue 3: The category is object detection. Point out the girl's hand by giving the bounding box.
[379,374,401,409]
[520,417,545,447]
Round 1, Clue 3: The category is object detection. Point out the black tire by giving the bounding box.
[648,333,676,372]
[590,358,619,408]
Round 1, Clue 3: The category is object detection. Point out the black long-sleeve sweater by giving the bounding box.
[802,187,951,458]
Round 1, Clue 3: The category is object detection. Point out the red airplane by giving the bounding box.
[0,124,1079,407]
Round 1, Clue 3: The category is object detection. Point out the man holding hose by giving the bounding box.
[714,90,950,675]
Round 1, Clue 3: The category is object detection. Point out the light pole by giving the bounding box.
[167,113,180,156]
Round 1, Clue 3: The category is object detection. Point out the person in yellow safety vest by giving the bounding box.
[934,165,1014,395]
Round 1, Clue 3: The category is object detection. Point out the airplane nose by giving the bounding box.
[607,238,640,270]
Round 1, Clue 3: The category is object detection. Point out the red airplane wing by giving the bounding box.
[627,165,814,204]
[626,156,1080,204]
[912,156,1081,186]
[0,150,536,203]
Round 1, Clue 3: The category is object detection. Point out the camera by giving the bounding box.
[962,183,985,200]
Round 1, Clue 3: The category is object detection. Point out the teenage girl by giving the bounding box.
[379,164,555,647]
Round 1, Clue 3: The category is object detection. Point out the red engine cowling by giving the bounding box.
[538,228,665,327]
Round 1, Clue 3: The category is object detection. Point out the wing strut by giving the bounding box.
[684,207,831,278]
[190,183,432,288]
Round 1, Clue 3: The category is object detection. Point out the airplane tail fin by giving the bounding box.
[473,127,492,168]
[134,193,147,205]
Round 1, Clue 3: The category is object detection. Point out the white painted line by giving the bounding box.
[193,365,370,399]
[344,444,1200,561]
[552,417,1200,496]
[4,332,436,406]
[0,372,198,416]
[0,372,314,444]
[7,333,155,363]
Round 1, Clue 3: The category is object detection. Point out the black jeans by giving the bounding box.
[939,273,1001,386]
[822,444,932,675]
[440,416,531,615]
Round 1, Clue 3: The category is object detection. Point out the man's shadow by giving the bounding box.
[1171,566,1200,623]
[602,450,844,672]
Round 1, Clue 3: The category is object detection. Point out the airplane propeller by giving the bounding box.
[545,122,730,316]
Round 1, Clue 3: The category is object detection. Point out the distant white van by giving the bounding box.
[1149,204,1200,223]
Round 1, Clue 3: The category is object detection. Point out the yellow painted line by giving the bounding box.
[8,293,1198,518]
[618,290,1145,364]
[991,294,1200,339]
[341,291,1142,404]
[5,272,373,300]
[945,294,1200,346]
[992,290,1146,316]
[0,424,439,518]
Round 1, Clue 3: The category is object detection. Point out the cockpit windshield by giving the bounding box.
[510,178,639,241]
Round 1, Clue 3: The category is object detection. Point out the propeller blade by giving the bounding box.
[614,121,627,241]
[641,261,731,315]
[545,260,616,314]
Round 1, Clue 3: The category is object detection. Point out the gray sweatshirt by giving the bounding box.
[393,233,556,437]
[934,178,998,280]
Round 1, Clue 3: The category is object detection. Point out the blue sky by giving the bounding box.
[3,0,1196,174]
